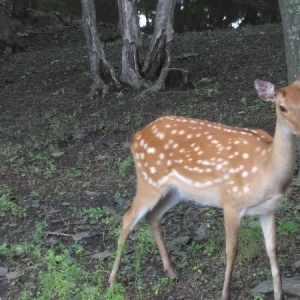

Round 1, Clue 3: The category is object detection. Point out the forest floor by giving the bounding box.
[1,10,300,300]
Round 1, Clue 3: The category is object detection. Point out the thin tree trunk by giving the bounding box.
[278,0,300,178]
[12,0,29,19]
[118,0,144,88]
[142,0,176,91]
[278,0,300,83]
[0,5,12,55]
[81,0,120,98]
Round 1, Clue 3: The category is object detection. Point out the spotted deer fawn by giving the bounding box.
[109,78,300,299]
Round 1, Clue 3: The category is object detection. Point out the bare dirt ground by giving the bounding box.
[1,11,300,300]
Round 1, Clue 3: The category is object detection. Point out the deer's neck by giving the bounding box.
[269,121,296,188]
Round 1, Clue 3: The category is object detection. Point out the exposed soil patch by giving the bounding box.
[1,11,300,300]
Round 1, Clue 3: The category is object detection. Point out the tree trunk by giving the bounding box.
[278,0,300,178]
[0,5,12,55]
[142,0,176,91]
[81,0,120,98]
[278,0,300,83]
[118,0,144,88]
[12,0,29,19]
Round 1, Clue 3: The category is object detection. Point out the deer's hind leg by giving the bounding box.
[146,188,181,278]
[109,185,165,287]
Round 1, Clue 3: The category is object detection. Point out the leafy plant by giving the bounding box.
[277,220,298,236]
[119,155,133,175]
[0,186,26,218]
[152,277,171,295]
[203,245,215,256]
[187,241,202,252]
[64,169,82,179]
[104,283,125,300]
[80,207,106,220]
[71,243,85,258]
[205,209,216,219]
[0,242,9,256]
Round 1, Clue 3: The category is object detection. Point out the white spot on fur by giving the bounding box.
[242,171,248,178]
[242,153,249,159]
[215,164,222,170]
[251,166,258,173]
[147,147,156,154]
[243,184,250,194]
[156,132,165,140]
[159,153,165,160]
[150,167,156,174]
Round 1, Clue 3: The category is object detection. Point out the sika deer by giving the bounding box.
[109,78,300,299]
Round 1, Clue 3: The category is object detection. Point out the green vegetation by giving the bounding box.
[133,224,155,298]
[0,186,26,218]
[1,22,299,299]
[1,209,125,300]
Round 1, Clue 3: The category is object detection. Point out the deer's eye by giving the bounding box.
[279,105,288,113]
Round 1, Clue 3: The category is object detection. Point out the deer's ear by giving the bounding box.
[254,79,276,102]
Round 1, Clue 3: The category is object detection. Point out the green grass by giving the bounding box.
[19,248,109,300]
[133,224,155,299]
[1,215,125,300]
[0,186,26,219]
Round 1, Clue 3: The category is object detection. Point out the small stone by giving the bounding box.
[62,202,71,206]
[50,151,65,158]
[73,133,87,140]
[6,271,20,280]
[113,197,126,206]
[72,231,91,242]
[47,237,58,245]
[121,141,131,149]
[91,251,114,260]
[294,204,300,210]
[194,225,207,241]
[0,267,8,277]
[77,225,92,230]
[292,260,300,271]
[251,278,300,297]
[31,200,40,208]
[48,209,61,215]
[85,191,100,196]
